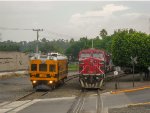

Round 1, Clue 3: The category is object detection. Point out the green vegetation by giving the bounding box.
[0,28,150,73]
[111,29,150,72]
[0,38,70,53]
[0,40,20,51]
[68,62,79,71]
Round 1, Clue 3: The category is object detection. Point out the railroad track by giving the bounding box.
[16,91,49,101]
[0,74,79,113]
[105,72,127,82]
[0,74,78,107]
[14,73,125,102]
[67,89,102,113]
[0,91,49,113]
[65,74,79,83]
[0,91,49,108]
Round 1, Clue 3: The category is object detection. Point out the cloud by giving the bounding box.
[67,4,129,38]
[66,3,150,40]
[70,4,129,24]
[123,13,141,19]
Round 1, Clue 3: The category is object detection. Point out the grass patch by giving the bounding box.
[68,62,79,71]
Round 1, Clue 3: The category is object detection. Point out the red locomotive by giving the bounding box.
[78,48,112,89]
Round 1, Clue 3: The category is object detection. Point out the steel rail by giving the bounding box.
[16,91,36,101]
[0,91,49,108]
[97,89,102,113]
[65,74,79,83]
[0,91,36,107]
[1,91,49,113]
[10,74,77,101]
[15,74,79,101]
[67,90,85,113]
[17,91,49,101]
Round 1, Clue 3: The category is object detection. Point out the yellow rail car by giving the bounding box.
[29,53,68,90]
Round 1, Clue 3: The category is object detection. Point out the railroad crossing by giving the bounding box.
[0,71,150,113]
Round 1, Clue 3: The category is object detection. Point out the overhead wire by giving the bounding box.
[45,30,76,39]
[42,30,77,41]
[0,26,79,40]
[0,27,33,31]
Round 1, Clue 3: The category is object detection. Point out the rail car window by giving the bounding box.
[50,64,56,72]
[80,53,91,58]
[39,64,47,71]
[93,53,103,58]
[31,64,37,71]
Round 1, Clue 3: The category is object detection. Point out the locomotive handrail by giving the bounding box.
[79,65,87,74]
[96,65,104,75]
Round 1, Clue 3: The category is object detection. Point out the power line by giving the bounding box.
[0,27,76,38]
[44,30,77,39]
[0,27,33,31]
[0,27,44,53]
[0,26,79,40]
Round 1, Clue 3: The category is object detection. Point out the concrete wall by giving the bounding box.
[0,52,29,72]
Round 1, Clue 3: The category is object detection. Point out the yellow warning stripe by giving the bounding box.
[110,86,150,94]
[128,102,150,106]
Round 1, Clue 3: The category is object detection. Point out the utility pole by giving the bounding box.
[92,39,93,48]
[131,56,138,87]
[33,29,43,53]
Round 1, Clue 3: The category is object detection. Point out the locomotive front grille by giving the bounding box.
[80,74,104,84]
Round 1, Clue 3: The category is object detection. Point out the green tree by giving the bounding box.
[69,38,75,44]
[100,29,108,39]
[111,29,150,72]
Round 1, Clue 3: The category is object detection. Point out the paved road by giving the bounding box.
[17,98,75,113]
[0,88,149,113]
[0,72,150,113]
[101,89,150,113]
[82,95,98,113]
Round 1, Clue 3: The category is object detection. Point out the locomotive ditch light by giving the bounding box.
[96,77,99,79]
[100,61,104,64]
[84,77,87,79]
[33,80,37,84]
[49,81,53,84]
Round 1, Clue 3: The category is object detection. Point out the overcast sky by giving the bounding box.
[0,1,150,42]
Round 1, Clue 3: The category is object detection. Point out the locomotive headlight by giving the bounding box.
[32,80,37,84]
[96,77,99,79]
[49,81,53,84]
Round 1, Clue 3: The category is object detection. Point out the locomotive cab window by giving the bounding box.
[39,64,47,71]
[93,53,103,58]
[50,64,56,72]
[31,64,37,71]
[80,53,91,58]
